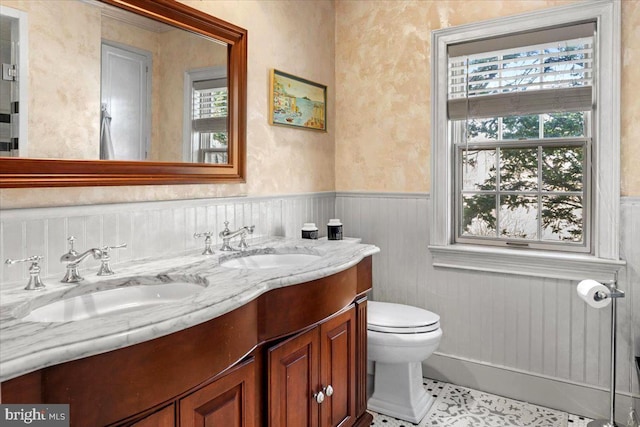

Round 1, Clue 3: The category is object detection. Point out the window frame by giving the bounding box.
[453,118,591,253]
[183,65,228,163]
[192,80,229,164]
[429,0,625,281]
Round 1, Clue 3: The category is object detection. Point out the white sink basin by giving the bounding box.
[220,253,321,269]
[22,283,204,323]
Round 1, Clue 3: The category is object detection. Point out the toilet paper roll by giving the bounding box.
[577,279,612,309]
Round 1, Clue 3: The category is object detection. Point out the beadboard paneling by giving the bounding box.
[336,192,639,405]
[2,191,637,417]
[0,193,335,288]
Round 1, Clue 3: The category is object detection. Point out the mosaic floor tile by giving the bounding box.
[370,378,593,427]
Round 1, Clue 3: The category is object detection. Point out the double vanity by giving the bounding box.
[0,237,379,427]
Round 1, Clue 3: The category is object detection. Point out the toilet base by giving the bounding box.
[367,361,434,423]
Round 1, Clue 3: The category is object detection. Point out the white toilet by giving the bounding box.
[367,301,442,423]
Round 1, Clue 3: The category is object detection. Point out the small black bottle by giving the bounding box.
[327,219,343,240]
[301,223,319,239]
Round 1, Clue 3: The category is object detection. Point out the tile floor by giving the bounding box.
[369,378,593,427]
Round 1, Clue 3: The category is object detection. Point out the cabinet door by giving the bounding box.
[268,328,320,427]
[319,308,356,427]
[179,358,255,427]
[130,405,175,427]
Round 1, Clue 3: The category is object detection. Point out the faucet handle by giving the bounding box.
[66,236,78,255]
[102,243,127,252]
[97,243,127,276]
[5,255,43,264]
[5,256,46,291]
[219,221,232,239]
[238,226,255,251]
[193,232,215,255]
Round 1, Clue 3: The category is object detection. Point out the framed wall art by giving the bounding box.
[269,69,326,131]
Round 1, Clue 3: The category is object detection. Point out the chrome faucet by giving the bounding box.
[219,221,255,251]
[60,237,126,283]
[60,247,102,283]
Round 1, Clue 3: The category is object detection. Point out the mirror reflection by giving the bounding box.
[0,0,229,163]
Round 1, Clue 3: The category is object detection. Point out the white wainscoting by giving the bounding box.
[336,192,639,422]
[2,191,637,420]
[0,192,335,288]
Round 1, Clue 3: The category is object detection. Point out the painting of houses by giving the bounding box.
[270,69,326,131]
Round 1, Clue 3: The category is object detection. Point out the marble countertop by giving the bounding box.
[0,237,379,382]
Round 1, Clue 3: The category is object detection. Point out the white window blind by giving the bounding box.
[192,77,228,133]
[447,22,595,120]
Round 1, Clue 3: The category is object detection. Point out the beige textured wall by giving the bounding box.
[0,0,335,208]
[189,0,336,196]
[3,0,635,208]
[620,0,640,197]
[335,0,640,197]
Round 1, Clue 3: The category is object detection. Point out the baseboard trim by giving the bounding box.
[423,353,640,424]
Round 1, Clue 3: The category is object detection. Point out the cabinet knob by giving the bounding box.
[324,385,334,397]
[313,390,325,404]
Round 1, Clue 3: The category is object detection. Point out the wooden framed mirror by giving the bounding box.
[0,0,246,188]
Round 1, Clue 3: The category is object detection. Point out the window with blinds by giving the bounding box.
[447,23,594,120]
[191,77,228,164]
[448,23,595,252]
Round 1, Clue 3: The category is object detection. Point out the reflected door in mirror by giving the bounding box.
[101,42,151,160]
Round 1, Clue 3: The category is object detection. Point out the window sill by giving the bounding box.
[428,244,625,282]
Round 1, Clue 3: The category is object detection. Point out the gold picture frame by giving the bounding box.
[269,69,326,131]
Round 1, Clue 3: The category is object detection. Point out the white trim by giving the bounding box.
[0,191,336,219]
[335,191,429,200]
[423,353,639,423]
[0,5,28,158]
[428,244,624,282]
[430,1,621,275]
[622,196,640,205]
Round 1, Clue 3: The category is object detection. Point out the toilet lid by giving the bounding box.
[368,301,440,334]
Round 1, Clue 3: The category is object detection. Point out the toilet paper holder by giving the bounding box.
[577,279,625,427]
[593,281,625,301]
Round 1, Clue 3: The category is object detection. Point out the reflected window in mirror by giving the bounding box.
[187,67,228,164]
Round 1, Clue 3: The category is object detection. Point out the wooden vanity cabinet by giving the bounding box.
[179,358,256,427]
[124,357,256,427]
[268,307,356,427]
[269,325,320,427]
[320,309,357,427]
[130,404,175,427]
[0,256,374,427]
